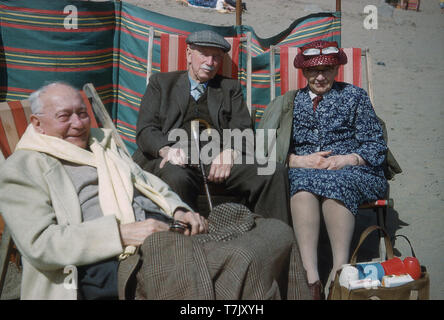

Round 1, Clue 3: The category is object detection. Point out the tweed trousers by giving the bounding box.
[118,203,311,300]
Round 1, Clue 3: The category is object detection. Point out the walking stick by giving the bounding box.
[191,120,213,211]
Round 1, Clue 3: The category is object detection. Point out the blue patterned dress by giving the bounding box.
[288,82,388,215]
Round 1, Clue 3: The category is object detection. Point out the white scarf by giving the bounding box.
[16,125,173,258]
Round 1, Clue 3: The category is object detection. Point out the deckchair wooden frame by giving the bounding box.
[145,27,253,116]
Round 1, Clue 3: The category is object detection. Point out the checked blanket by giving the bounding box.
[117,203,311,300]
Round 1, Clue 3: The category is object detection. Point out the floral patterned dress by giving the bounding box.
[288,82,388,215]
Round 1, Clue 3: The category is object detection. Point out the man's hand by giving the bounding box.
[159,146,188,168]
[119,219,169,247]
[288,151,332,169]
[173,209,208,235]
[208,149,235,183]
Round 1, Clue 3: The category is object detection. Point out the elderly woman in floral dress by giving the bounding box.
[258,40,388,299]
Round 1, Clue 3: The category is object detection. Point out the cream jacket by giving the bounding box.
[0,131,191,299]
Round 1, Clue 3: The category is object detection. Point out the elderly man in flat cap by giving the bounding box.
[258,40,388,299]
[132,30,291,224]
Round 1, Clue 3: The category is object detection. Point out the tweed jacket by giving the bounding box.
[133,71,253,162]
[0,133,191,299]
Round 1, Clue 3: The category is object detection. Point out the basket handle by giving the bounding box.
[350,225,394,264]
[393,234,417,258]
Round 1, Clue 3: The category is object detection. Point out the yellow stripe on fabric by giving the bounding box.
[2,93,30,99]
[117,94,140,107]
[0,16,114,27]
[279,29,340,46]
[116,18,152,37]
[118,16,156,34]
[118,91,141,104]
[116,126,136,138]
[1,10,114,21]
[3,57,114,66]
[5,52,113,61]
[118,57,146,73]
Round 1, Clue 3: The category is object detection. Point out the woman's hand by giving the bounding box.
[325,153,363,170]
[288,151,332,169]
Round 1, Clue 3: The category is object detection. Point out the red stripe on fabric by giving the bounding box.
[79,91,99,128]
[116,99,139,111]
[7,101,28,137]
[120,12,190,36]
[0,62,114,72]
[120,134,136,144]
[117,48,148,64]
[281,47,289,94]
[2,46,113,56]
[279,31,341,48]
[117,25,149,42]
[250,83,273,89]
[118,64,147,77]
[0,4,115,16]
[297,69,307,89]
[0,119,12,158]
[160,34,169,73]
[178,35,188,71]
[116,119,136,130]
[3,62,144,77]
[353,48,361,88]
[289,17,337,33]
[95,84,144,98]
[336,63,344,82]
[0,21,114,33]
[0,87,34,93]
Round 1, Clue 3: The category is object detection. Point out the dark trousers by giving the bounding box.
[136,157,292,225]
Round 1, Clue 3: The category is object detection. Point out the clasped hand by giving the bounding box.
[288,151,358,170]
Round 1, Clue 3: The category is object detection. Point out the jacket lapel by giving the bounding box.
[174,72,191,117]
[207,78,223,130]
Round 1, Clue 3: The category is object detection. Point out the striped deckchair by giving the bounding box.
[267,46,397,259]
[406,0,420,11]
[145,28,253,116]
[0,87,101,297]
[396,0,420,10]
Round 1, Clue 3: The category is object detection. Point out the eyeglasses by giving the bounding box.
[302,46,339,56]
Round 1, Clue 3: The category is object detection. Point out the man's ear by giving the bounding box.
[186,45,192,65]
[30,114,44,134]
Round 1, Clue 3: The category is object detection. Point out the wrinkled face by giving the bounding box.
[31,84,91,149]
[186,44,224,83]
[302,65,339,95]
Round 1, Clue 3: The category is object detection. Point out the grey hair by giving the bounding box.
[28,81,80,114]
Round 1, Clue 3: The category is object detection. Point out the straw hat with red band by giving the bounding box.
[293,40,348,69]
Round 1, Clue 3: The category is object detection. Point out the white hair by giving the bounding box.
[28,81,80,114]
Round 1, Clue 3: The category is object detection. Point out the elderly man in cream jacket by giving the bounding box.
[0,82,208,299]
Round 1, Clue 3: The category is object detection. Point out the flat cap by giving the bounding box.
[186,30,231,52]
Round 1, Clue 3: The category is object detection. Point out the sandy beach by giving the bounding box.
[123,0,443,299]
